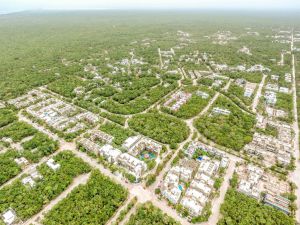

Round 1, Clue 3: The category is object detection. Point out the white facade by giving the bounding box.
[2,209,16,225]
[99,144,122,163]
[46,158,60,171]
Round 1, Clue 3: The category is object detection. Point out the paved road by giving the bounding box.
[252,74,267,113]
[158,48,163,69]
[202,160,236,225]
[107,195,136,225]
[289,31,300,223]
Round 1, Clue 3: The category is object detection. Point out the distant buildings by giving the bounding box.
[246,65,271,73]
[212,107,231,116]
[196,91,209,99]
[164,91,192,111]
[9,90,99,136]
[238,46,252,55]
[285,73,292,83]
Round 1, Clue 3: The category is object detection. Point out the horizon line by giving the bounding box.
[2,7,300,14]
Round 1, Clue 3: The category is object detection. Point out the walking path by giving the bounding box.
[252,74,267,113]
[106,195,136,225]
[158,48,163,69]
[118,203,137,225]
[23,173,91,225]
[202,160,236,225]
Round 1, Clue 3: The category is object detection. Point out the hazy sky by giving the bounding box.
[1,0,300,12]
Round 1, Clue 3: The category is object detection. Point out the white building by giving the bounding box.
[190,180,212,197]
[117,153,147,179]
[21,176,35,188]
[285,73,292,83]
[198,159,220,177]
[14,157,28,166]
[91,130,114,144]
[244,87,254,97]
[2,209,17,225]
[180,197,203,216]
[122,136,141,150]
[162,186,182,204]
[196,91,209,99]
[279,87,289,94]
[266,83,279,92]
[212,107,231,116]
[247,64,270,73]
[265,91,277,105]
[46,158,60,171]
[170,166,194,183]
[99,144,122,163]
[238,46,252,55]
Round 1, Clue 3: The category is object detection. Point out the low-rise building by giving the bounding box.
[164,91,192,111]
[279,87,289,94]
[212,107,231,116]
[122,135,141,150]
[90,130,114,144]
[78,138,101,154]
[190,180,212,197]
[99,144,122,163]
[162,185,182,204]
[180,196,204,216]
[198,158,220,177]
[266,83,279,92]
[247,64,271,73]
[117,153,147,179]
[264,194,291,215]
[123,136,162,156]
[14,157,28,167]
[21,176,36,188]
[237,164,263,199]
[244,132,292,166]
[265,91,277,105]
[2,209,17,225]
[285,73,292,83]
[196,91,209,99]
[46,158,60,171]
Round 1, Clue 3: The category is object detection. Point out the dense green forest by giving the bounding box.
[0,151,91,221]
[42,170,127,225]
[0,9,299,225]
[194,96,255,150]
[126,202,180,225]
[22,133,59,162]
[0,10,299,101]
[129,112,189,144]
[0,121,37,142]
[0,108,17,128]
[0,150,21,186]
